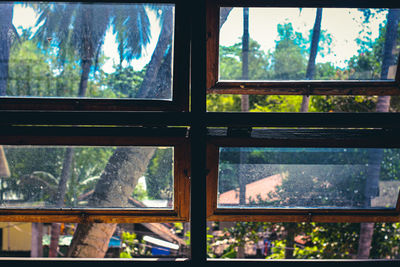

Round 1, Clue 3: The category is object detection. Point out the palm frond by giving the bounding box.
[119,5,152,62]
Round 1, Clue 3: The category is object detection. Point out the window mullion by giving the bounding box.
[190,0,207,263]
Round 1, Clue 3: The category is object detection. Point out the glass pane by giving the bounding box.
[1,2,174,99]
[219,7,400,81]
[0,222,190,258]
[0,146,174,209]
[218,147,400,209]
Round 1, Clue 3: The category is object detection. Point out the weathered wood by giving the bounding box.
[0,126,188,145]
[206,144,219,217]
[207,213,400,223]
[174,141,191,220]
[214,0,400,8]
[206,0,219,89]
[3,111,400,129]
[0,98,186,111]
[208,81,400,96]
[172,3,191,112]
[207,128,400,147]
[205,112,400,128]
[0,111,192,126]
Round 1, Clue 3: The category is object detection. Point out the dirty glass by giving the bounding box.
[1,2,174,100]
[219,7,399,81]
[0,146,174,209]
[217,147,400,209]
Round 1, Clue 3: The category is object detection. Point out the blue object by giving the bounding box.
[108,237,121,247]
[151,247,170,256]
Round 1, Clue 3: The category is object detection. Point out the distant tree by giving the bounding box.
[105,66,145,98]
[271,23,307,80]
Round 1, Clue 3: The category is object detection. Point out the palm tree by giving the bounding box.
[33,3,155,257]
[34,3,152,97]
[63,5,173,257]
[357,8,400,259]
[67,147,156,257]
[135,6,173,99]
[300,8,323,112]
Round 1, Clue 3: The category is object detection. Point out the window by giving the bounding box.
[0,0,400,265]
[202,0,400,263]
[207,2,400,96]
[206,128,400,222]
[0,126,190,223]
[0,1,189,111]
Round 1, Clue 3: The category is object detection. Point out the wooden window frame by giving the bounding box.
[1,0,400,264]
[0,126,190,224]
[0,0,190,112]
[206,0,400,96]
[206,128,400,223]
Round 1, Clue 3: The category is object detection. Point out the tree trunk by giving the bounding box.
[238,6,249,213]
[0,3,13,96]
[78,58,92,97]
[48,148,74,257]
[136,7,173,99]
[356,8,400,259]
[300,8,323,112]
[67,4,234,259]
[147,45,172,100]
[284,224,295,259]
[67,147,155,257]
[31,222,43,257]
[237,246,245,258]
[77,7,96,97]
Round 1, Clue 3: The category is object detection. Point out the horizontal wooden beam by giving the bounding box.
[208,81,400,96]
[214,0,400,8]
[2,111,400,129]
[207,213,400,223]
[0,111,192,126]
[205,112,400,128]
[0,209,186,224]
[207,128,400,147]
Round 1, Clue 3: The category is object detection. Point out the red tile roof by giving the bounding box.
[219,173,283,205]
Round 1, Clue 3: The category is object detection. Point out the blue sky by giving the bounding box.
[220,7,387,68]
[12,4,161,73]
[12,5,387,72]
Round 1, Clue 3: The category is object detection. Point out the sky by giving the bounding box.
[220,7,387,68]
[12,4,162,73]
[12,5,387,72]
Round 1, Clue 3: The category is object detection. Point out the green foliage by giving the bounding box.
[105,66,145,98]
[207,94,241,112]
[65,147,114,206]
[7,37,54,96]
[145,148,173,200]
[271,23,307,80]
[2,146,115,207]
[219,38,270,80]
[3,146,65,203]
[132,182,148,201]
[119,231,150,258]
